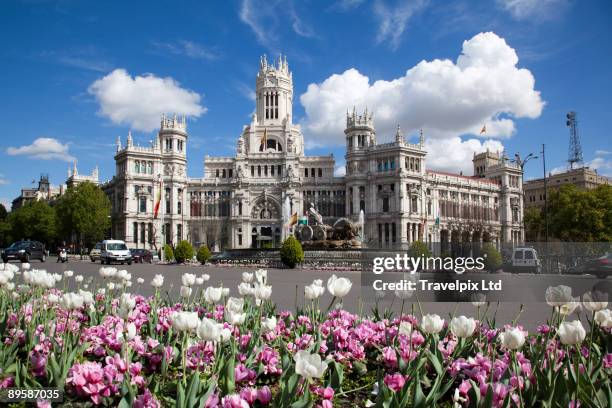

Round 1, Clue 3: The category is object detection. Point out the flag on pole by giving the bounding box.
[479,124,486,135]
[260,128,268,149]
[153,179,162,219]
[285,212,298,227]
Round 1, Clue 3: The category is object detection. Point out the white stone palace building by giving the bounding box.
[103,56,524,253]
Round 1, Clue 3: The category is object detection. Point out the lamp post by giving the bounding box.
[158,173,165,263]
[541,144,548,243]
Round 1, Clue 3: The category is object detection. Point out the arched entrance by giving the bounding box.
[250,194,282,248]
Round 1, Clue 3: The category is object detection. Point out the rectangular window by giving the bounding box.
[140,223,145,244]
[133,222,138,243]
[229,169,233,178]
[278,165,282,175]
[318,168,323,177]
[305,168,308,177]
[139,196,147,213]
[177,224,182,241]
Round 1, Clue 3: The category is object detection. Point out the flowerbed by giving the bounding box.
[0,263,610,407]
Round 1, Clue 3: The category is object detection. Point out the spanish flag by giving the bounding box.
[260,128,267,149]
[153,179,162,219]
[479,125,486,135]
[285,212,298,227]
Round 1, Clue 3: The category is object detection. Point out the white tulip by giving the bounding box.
[60,292,84,310]
[253,284,272,300]
[4,282,14,291]
[226,297,244,313]
[151,274,164,288]
[500,327,526,350]
[118,293,136,319]
[594,309,612,328]
[99,267,117,278]
[545,285,573,307]
[63,270,74,278]
[53,273,62,282]
[450,316,477,338]
[262,316,277,333]
[201,274,210,282]
[225,309,246,325]
[182,273,197,287]
[116,270,131,281]
[0,274,9,286]
[171,311,200,332]
[125,322,137,341]
[238,282,254,296]
[197,318,221,342]
[421,314,445,334]
[195,277,204,286]
[558,320,586,345]
[242,272,254,283]
[75,275,84,283]
[79,290,94,305]
[21,263,31,270]
[305,283,325,300]
[180,285,193,298]
[255,269,268,284]
[97,288,106,295]
[327,274,352,298]
[294,350,328,379]
[559,297,581,315]
[204,287,223,304]
[582,291,608,312]
[398,321,412,336]
[222,288,230,297]
[220,327,232,342]
[137,278,145,284]
[48,293,60,304]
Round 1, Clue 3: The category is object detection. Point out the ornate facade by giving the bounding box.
[103,56,524,253]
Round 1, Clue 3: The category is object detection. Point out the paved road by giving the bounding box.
[11,259,611,330]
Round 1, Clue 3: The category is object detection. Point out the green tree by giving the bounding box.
[196,245,211,264]
[8,200,57,245]
[280,235,304,268]
[164,244,174,262]
[55,182,111,247]
[547,184,612,242]
[0,203,7,221]
[408,241,432,258]
[481,242,502,271]
[523,206,543,241]
[174,240,194,263]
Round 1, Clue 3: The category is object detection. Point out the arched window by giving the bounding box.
[135,161,140,173]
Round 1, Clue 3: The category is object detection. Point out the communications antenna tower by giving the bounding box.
[566,111,583,169]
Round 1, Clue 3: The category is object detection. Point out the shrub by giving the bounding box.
[408,240,431,258]
[280,235,304,268]
[174,240,194,263]
[482,242,502,271]
[163,244,174,263]
[196,245,211,265]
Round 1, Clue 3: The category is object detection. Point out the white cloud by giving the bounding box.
[425,137,505,174]
[88,69,206,132]
[498,0,568,20]
[373,0,428,50]
[588,151,612,176]
[151,40,219,60]
[0,198,10,211]
[239,0,315,48]
[334,165,346,177]
[300,31,543,160]
[234,81,256,101]
[0,174,8,185]
[6,137,75,162]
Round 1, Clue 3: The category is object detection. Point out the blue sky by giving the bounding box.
[1,0,611,208]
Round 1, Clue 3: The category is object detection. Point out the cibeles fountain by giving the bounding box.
[293,204,365,249]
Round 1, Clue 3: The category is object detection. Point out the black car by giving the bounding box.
[2,240,47,263]
[583,253,612,279]
[130,248,153,263]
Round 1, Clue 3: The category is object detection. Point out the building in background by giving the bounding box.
[103,56,524,252]
[524,167,611,208]
[10,163,100,212]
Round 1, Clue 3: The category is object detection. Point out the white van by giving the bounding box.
[510,247,541,274]
[100,240,132,265]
